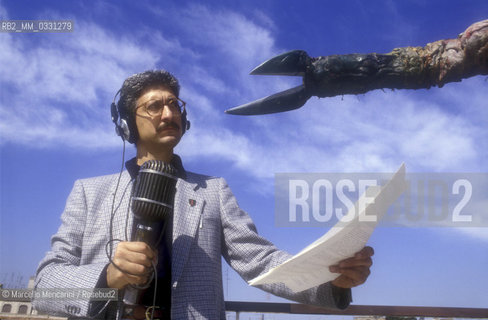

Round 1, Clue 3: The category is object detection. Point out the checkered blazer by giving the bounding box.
[33,170,342,319]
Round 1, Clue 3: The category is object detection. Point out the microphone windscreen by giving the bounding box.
[132,160,177,222]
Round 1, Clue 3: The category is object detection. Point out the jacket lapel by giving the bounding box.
[172,178,205,284]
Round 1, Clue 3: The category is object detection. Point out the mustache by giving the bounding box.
[157,122,181,132]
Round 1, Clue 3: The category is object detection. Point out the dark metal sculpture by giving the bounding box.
[226,19,488,115]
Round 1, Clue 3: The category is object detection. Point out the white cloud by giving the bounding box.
[1,3,486,180]
[455,227,488,242]
[198,80,485,180]
[0,102,120,148]
[0,18,181,149]
[432,218,488,243]
[0,24,156,103]
[179,4,276,66]
[0,2,8,19]
[169,3,296,102]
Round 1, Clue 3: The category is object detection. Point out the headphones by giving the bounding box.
[110,89,190,144]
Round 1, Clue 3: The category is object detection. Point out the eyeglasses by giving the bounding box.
[136,97,186,117]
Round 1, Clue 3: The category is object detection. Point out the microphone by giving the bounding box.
[123,160,177,306]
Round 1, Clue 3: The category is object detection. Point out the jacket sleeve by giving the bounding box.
[32,180,111,318]
[218,178,351,309]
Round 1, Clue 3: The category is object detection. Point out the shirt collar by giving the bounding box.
[125,154,187,180]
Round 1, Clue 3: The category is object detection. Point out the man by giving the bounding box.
[34,70,374,319]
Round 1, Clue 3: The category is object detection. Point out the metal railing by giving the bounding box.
[1,301,487,319]
[225,301,488,319]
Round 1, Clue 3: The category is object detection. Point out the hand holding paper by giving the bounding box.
[249,164,407,292]
[329,246,374,288]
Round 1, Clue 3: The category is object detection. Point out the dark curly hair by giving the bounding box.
[117,69,181,143]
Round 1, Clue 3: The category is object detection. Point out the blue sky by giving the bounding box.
[1,0,487,317]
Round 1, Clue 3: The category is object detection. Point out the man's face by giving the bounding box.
[134,85,183,153]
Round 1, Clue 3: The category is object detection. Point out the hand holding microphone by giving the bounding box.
[107,241,157,289]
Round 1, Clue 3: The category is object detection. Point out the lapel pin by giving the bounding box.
[189,199,196,207]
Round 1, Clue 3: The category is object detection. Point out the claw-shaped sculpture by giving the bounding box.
[226,19,488,115]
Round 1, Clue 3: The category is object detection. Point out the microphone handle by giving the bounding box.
[122,224,156,306]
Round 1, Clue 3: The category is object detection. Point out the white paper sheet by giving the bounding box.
[249,164,407,292]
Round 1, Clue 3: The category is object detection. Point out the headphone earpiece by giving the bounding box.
[181,108,190,135]
[110,102,119,125]
[117,118,131,141]
[111,90,132,142]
